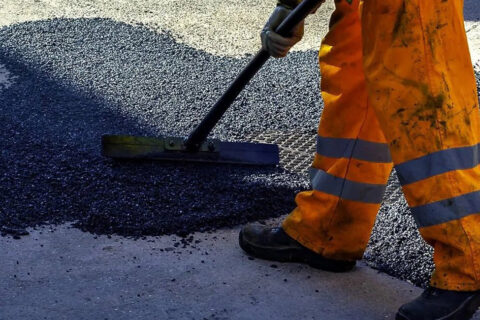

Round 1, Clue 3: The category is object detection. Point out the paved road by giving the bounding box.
[1,1,480,319]
[1,223,425,320]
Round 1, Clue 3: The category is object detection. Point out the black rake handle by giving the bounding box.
[184,0,323,151]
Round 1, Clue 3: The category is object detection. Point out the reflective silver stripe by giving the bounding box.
[316,136,392,163]
[411,190,480,227]
[310,168,386,204]
[395,143,480,185]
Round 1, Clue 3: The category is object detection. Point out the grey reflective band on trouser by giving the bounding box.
[395,143,480,185]
[411,190,480,227]
[310,168,386,204]
[316,136,392,163]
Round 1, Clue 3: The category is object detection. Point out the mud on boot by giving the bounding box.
[239,223,355,272]
[396,287,480,320]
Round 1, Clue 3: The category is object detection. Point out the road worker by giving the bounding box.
[239,1,480,319]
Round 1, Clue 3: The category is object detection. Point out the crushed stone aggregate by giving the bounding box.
[0,18,316,238]
[0,17,479,289]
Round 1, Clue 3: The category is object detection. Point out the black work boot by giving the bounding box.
[239,223,355,272]
[396,287,480,320]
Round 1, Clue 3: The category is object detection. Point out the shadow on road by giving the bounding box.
[0,18,312,238]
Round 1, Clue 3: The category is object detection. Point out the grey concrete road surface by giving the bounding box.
[0,223,425,320]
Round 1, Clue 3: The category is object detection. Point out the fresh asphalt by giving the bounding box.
[0,1,479,319]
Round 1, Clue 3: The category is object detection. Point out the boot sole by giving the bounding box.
[239,230,355,273]
[395,292,480,320]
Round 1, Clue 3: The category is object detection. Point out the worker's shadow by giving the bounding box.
[0,18,318,237]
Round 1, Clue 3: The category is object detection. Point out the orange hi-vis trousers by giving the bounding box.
[283,0,480,291]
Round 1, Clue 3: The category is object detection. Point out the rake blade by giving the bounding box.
[101,135,280,166]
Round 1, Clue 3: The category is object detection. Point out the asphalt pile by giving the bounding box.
[0,18,315,238]
[0,17,478,287]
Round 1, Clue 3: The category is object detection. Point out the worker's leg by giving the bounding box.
[362,0,480,290]
[282,0,394,261]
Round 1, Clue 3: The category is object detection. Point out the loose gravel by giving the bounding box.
[0,16,479,288]
[0,18,317,238]
[0,0,334,57]
[365,174,435,287]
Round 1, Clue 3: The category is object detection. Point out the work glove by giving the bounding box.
[261,1,324,58]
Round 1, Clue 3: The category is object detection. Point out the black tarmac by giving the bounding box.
[0,18,315,238]
[1,18,478,288]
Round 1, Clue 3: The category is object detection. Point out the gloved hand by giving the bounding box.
[261,2,323,58]
[261,5,304,58]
